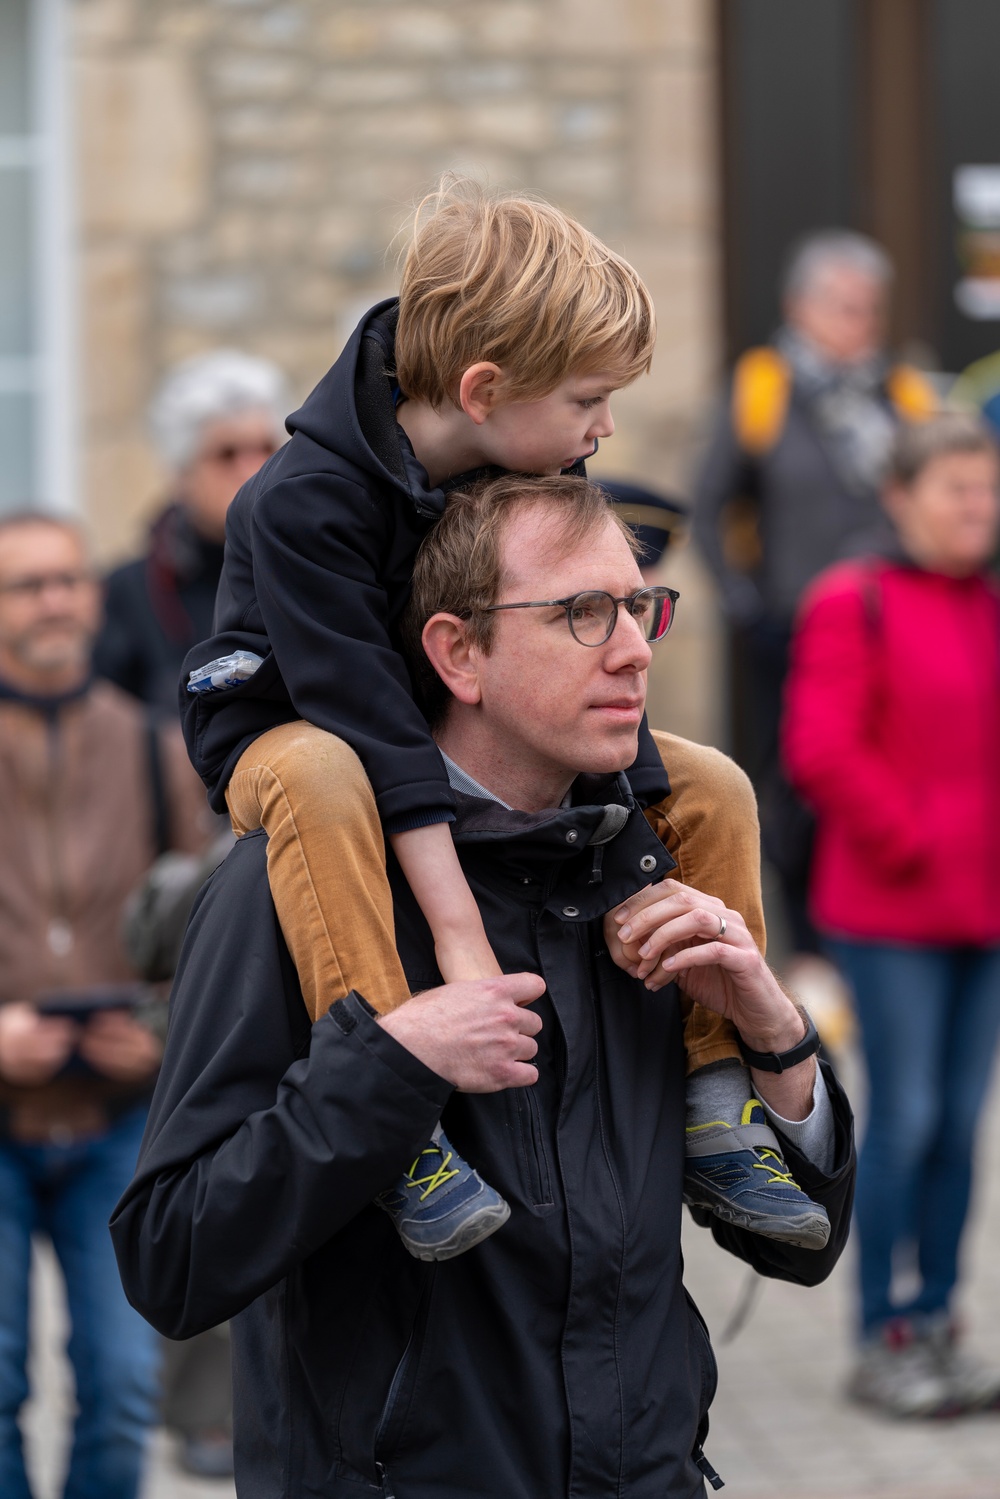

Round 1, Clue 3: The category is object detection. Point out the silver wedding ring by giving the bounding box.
[717,915,727,938]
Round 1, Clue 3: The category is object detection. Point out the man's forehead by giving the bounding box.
[0,523,87,576]
[500,507,642,596]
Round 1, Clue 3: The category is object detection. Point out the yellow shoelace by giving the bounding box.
[752,1147,798,1188]
[405,1146,461,1201]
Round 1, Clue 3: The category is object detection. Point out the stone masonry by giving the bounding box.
[73,0,724,741]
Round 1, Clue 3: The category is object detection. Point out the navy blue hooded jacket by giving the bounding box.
[111,777,855,1499]
[180,300,669,825]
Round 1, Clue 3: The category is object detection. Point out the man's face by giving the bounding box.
[786,263,887,366]
[0,524,101,688]
[478,371,619,476]
[178,408,280,541]
[470,507,651,791]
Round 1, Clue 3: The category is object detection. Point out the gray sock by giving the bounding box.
[685,1059,754,1130]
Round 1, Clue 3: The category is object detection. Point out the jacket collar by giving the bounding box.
[0,671,93,717]
[451,770,676,922]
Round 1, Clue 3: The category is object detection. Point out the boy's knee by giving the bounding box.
[253,722,367,788]
[231,723,376,830]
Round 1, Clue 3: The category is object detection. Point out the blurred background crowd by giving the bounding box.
[3,1,1000,1495]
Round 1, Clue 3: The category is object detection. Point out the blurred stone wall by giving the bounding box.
[73,0,724,743]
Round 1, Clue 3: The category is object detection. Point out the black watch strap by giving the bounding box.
[736,1010,820,1074]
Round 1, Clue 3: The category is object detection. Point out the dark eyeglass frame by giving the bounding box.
[481,585,679,647]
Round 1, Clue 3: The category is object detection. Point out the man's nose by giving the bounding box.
[607,604,652,669]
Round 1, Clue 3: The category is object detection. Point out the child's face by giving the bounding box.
[478,371,619,476]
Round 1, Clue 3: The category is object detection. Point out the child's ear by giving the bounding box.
[458,363,505,426]
[421,614,482,707]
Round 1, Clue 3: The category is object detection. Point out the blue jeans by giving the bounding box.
[0,1105,160,1499]
[829,940,1000,1335]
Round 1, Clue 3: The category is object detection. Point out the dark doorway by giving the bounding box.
[718,0,1000,372]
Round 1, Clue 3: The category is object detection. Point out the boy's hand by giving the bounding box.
[379,973,545,1092]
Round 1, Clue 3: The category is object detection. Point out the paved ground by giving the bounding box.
[18,1037,1000,1498]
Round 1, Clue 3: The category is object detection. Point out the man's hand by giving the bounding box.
[378,973,545,1093]
[0,1003,77,1086]
[78,1012,163,1084]
[609,878,815,1118]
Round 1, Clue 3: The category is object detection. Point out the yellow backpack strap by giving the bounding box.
[886,363,938,423]
[731,347,792,456]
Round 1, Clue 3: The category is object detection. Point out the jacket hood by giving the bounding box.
[284,299,441,514]
[285,297,593,524]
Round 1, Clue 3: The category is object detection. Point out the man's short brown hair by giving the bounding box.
[402,473,634,723]
[395,179,656,408]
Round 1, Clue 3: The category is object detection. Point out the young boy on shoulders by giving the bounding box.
[183,180,829,1260]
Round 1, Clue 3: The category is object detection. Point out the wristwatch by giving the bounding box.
[736,1009,820,1074]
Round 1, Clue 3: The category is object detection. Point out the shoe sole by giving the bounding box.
[404,1199,512,1262]
[683,1183,831,1250]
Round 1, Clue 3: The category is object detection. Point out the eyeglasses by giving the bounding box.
[482,586,679,647]
[0,571,93,599]
[202,440,278,466]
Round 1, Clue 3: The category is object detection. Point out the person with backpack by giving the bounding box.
[0,514,209,1498]
[692,231,936,961]
[783,414,1000,1417]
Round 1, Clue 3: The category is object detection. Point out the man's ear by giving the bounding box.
[458,363,505,426]
[421,613,482,706]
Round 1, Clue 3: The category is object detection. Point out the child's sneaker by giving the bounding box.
[377,1126,510,1261]
[684,1099,831,1249]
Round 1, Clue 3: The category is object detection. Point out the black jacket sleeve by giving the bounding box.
[249,473,454,830]
[690,393,766,627]
[110,831,452,1339]
[693,1058,856,1286]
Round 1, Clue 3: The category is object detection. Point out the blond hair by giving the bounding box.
[395,179,656,407]
[402,472,635,722]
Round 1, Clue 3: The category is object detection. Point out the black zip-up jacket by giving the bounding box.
[181,300,669,823]
[96,504,226,713]
[112,778,855,1499]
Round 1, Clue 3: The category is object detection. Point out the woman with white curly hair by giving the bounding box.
[95,350,289,713]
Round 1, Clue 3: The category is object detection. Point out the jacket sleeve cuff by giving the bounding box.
[383,810,456,836]
[324,991,454,1111]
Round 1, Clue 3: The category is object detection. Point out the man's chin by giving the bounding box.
[571,728,641,777]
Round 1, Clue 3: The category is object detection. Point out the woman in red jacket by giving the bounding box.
[783,413,1000,1417]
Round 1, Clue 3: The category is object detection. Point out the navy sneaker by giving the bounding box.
[377,1127,510,1261]
[684,1099,831,1250]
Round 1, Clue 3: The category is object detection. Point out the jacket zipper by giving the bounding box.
[587,956,628,1495]
[373,1328,415,1491]
[375,1460,395,1498]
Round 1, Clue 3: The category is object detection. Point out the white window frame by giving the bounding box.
[0,0,75,512]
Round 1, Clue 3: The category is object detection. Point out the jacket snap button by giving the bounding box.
[562,905,580,918]
[565,829,578,843]
[639,854,658,873]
